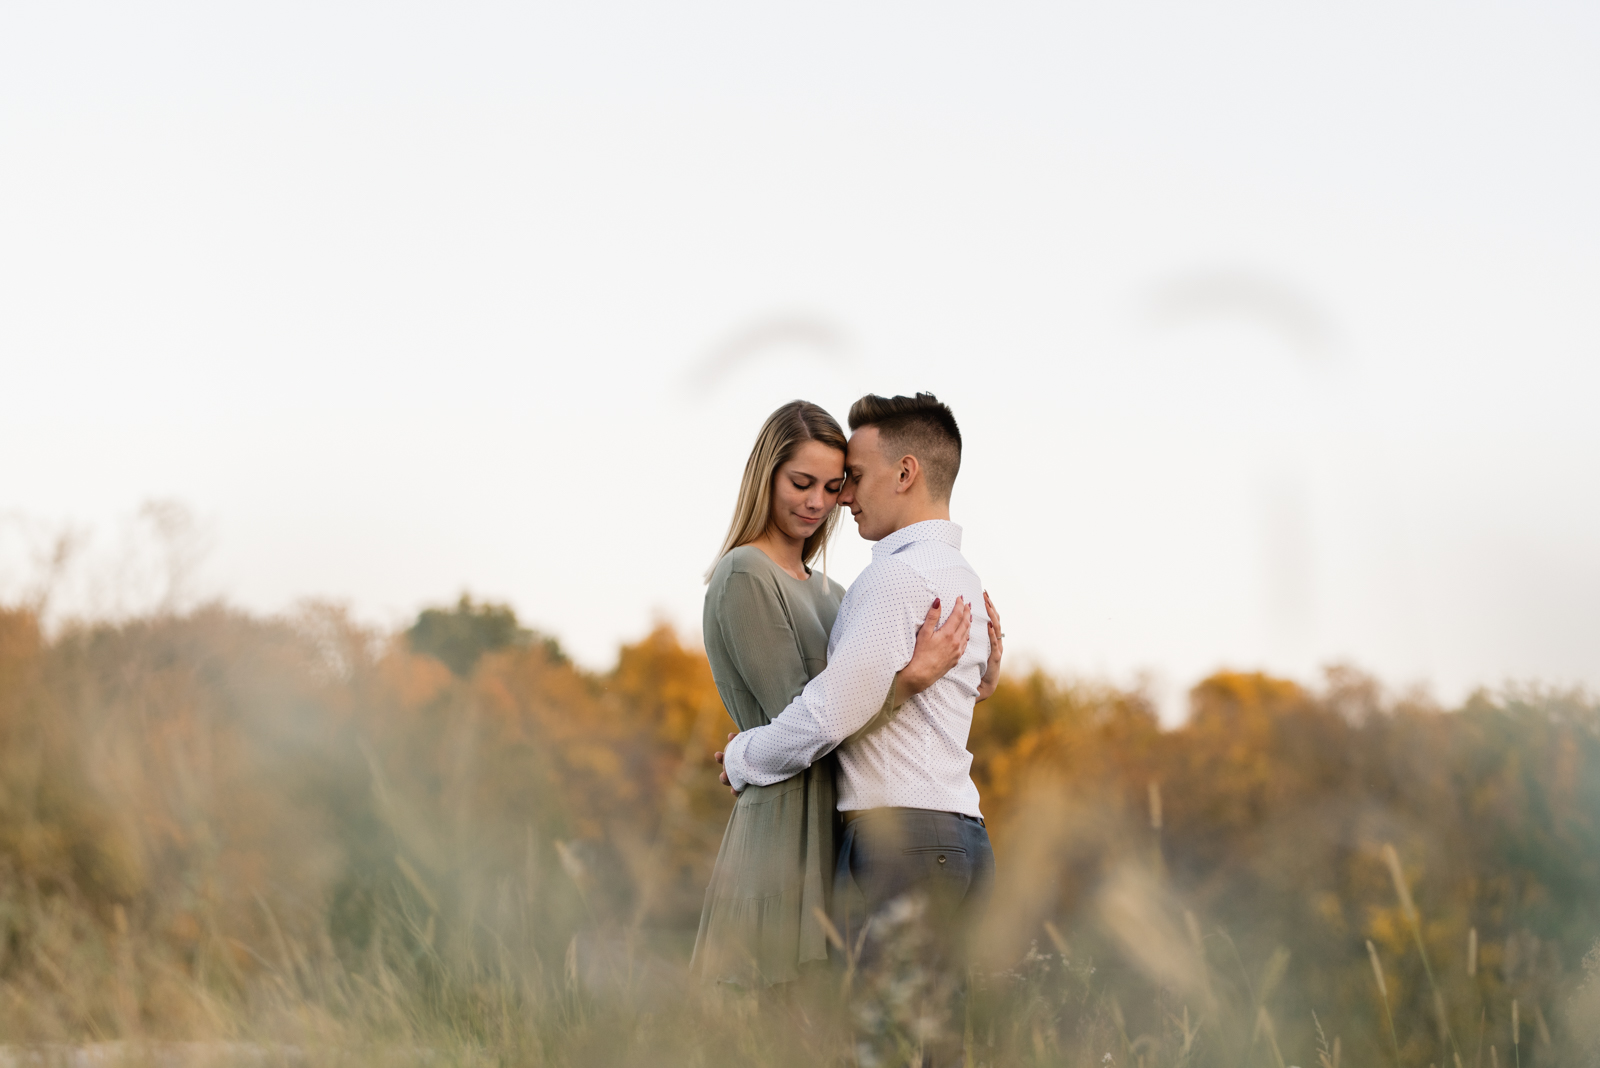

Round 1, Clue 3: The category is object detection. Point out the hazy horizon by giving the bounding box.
[4,1,1598,721]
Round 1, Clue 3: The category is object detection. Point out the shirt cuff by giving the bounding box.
[723,731,752,792]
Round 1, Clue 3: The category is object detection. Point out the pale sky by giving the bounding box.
[3,2,1597,719]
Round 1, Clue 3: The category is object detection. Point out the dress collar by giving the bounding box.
[872,519,964,559]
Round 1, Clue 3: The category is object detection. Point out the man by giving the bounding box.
[717,391,1002,967]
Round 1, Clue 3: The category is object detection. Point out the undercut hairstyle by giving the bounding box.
[847,392,963,501]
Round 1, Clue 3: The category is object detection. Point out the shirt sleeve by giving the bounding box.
[716,567,812,724]
[723,558,926,790]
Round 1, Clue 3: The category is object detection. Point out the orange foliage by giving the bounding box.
[1,601,1598,1063]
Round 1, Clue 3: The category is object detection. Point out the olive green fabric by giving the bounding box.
[691,544,848,987]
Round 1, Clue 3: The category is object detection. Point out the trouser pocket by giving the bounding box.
[901,845,967,870]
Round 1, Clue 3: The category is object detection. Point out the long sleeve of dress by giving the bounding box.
[716,568,814,726]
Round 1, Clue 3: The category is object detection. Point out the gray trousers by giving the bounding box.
[834,806,996,964]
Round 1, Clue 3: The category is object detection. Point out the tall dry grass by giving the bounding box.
[1,600,1597,1066]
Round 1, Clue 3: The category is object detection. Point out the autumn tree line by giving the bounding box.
[1,596,1598,1063]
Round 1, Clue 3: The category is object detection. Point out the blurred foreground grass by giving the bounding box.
[2,598,1599,1066]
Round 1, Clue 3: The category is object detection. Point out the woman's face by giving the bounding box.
[769,440,846,544]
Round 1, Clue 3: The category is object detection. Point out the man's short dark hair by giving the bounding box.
[847,392,963,501]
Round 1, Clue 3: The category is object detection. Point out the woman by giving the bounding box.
[691,400,981,989]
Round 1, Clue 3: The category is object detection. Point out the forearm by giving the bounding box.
[724,663,900,789]
[722,706,833,790]
[723,560,928,791]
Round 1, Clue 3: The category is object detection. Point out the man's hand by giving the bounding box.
[976,590,1003,703]
[714,731,739,797]
[893,595,972,705]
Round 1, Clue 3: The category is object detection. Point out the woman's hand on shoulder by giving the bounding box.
[895,596,972,702]
[976,590,1003,703]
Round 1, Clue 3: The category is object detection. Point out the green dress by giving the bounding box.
[692,544,847,986]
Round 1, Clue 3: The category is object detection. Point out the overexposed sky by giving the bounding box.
[3,2,1597,718]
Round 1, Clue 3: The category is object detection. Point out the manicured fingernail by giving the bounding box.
[932,598,940,609]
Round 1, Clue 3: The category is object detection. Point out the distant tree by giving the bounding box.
[405,593,564,677]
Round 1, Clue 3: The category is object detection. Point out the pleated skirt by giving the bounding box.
[690,754,840,987]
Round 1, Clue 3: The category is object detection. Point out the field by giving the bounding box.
[1,597,1597,1066]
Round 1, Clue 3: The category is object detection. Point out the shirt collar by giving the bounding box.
[872,519,963,559]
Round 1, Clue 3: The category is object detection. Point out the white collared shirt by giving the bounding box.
[721,519,989,818]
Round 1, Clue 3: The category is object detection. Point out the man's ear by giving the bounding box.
[895,454,922,496]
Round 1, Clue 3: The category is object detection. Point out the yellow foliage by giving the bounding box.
[0,603,1597,1065]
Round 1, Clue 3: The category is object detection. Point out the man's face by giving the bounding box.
[839,426,903,541]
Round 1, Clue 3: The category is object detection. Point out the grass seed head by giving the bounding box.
[1367,940,1388,999]
[1383,843,1418,924]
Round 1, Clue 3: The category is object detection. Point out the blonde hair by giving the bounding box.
[705,401,849,583]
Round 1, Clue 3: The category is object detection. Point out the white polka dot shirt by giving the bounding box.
[721,519,989,818]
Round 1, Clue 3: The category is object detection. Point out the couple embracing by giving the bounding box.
[692,392,1003,995]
